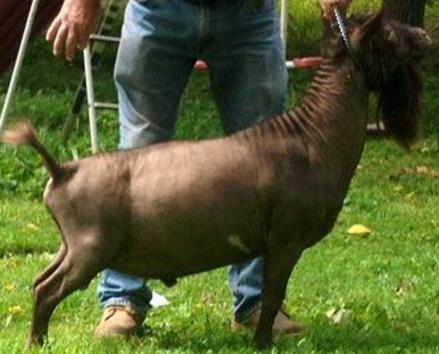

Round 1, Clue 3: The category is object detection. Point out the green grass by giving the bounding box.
[1,1,439,353]
[1,139,438,353]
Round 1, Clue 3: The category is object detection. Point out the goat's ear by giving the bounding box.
[358,11,384,42]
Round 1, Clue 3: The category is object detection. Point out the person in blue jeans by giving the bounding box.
[47,0,351,338]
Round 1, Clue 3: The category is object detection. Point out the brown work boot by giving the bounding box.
[231,305,304,336]
[94,305,145,338]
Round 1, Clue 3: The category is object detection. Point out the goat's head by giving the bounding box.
[350,13,431,147]
[326,12,431,147]
[350,13,431,71]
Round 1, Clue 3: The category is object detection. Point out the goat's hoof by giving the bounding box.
[254,333,273,350]
[27,334,45,348]
[255,340,273,350]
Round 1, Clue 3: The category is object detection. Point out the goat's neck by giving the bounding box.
[264,58,369,173]
[312,60,367,149]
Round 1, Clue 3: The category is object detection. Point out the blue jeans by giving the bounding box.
[97,0,288,322]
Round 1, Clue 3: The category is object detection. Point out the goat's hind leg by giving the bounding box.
[254,244,303,349]
[29,238,112,347]
[32,244,67,291]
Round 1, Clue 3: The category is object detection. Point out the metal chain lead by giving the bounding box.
[333,6,353,54]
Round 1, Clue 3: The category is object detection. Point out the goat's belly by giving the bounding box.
[110,228,264,279]
[110,164,268,278]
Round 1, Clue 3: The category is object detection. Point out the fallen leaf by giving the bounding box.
[26,223,38,231]
[415,165,429,174]
[326,307,350,324]
[4,259,17,269]
[401,166,439,178]
[404,191,416,199]
[326,307,337,318]
[42,252,57,261]
[395,280,414,296]
[8,306,23,315]
[393,185,404,192]
[297,338,307,347]
[4,315,13,328]
[348,224,372,236]
[149,291,170,308]
[4,283,16,292]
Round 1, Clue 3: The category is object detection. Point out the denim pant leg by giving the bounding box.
[98,0,198,312]
[202,0,288,321]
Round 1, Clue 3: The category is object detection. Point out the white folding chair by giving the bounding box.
[0,0,41,133]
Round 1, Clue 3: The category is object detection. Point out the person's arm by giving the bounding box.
[46,0,101,61]
[319,0,353,20]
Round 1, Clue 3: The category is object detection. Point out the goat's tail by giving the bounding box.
[1,121,62,180]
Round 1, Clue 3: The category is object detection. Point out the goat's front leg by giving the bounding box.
[254,245,302,349]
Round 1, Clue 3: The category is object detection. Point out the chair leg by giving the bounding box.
[0,0,41,133]
[83,44,99,154]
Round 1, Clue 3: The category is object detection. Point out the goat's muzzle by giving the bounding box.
[410,28,432,59]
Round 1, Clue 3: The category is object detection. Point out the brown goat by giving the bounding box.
[1,12,431,349]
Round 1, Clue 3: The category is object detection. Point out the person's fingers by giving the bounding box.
[336,0,352,10]
[53,23,69,57]
[65,26,78,61]
[77,31,90,50]
[320,0,333,17]
[47,0,100,59]
[78,33,88,50]
[78,35,88,50]
[321,0,351,19]
[46,17,61,43]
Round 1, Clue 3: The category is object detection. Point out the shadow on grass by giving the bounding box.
[118,319,439,353]
[304,321,439,353]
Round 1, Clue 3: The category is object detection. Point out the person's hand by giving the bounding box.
[319,0,353,20]
[46,0,101,61]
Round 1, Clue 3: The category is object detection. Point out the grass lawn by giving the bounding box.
[1,1,438,353]
[1,138,438,353]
